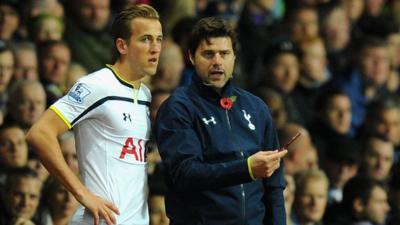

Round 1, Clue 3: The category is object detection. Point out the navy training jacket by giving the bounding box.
[155,75,286,225]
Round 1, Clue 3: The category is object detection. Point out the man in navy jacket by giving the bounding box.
[155,17,288,225]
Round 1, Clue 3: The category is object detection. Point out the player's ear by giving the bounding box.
[188,50,195,66]
[116,38,128,55]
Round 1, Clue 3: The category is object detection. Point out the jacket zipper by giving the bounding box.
[225,109,246,225]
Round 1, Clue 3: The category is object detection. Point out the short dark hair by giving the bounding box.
[37,40,69,59]
[366,97,400,122]
[314,88,349,113]
[0,122,22,134]
[0,40,12,55]
[357,36,388,55]
[4,167,40,192]
[342,176,386,212]
[188,17,237,56]
[262,40,300,66]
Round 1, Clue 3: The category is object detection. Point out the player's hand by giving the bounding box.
[249,150,287,178]
[11,217,35,225]
[75,190,120,225]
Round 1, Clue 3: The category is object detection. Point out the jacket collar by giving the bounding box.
[191,73,234,102]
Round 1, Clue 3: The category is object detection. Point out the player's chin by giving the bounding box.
[145,68,158,76]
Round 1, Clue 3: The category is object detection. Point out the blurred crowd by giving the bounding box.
[0,0,400,225]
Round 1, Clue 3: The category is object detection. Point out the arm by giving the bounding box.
[26,110,119,225]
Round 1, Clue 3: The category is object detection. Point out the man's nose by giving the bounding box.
[211,53,223,65]
[150,42,161,54]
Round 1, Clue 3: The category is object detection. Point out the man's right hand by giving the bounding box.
[248,150,288,178]
[75,190,120,225]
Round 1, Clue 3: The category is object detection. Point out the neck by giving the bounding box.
[202,81,223,94]
[112,61,144,89]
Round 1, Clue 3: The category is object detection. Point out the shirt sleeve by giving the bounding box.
[50,78,104,128]
[155,96,253,192]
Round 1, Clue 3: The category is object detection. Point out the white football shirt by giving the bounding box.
[51,66,151,225]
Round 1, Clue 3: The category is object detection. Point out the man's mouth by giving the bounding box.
[210,70,224,76]
[148,58,158,65]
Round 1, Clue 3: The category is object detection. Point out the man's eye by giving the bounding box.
[221,52,229,57]
[204,52,214,58]
[142,37,150,42]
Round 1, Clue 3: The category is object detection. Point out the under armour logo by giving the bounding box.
[123,113,131,122]
[202,116,216,125]
[242,110,255,130]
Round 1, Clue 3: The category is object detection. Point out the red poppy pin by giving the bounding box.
[220,96,237,110]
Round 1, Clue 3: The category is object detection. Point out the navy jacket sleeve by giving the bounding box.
[155,96,254,192]
[260,104,286,225]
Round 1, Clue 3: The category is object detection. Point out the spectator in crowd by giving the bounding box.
[63,63,87,93]
[294,37,331,125]
[279,123,318,175]
[0,2,20,42]
[335,36,391,137]
[326,176,390,225]
[29,13,64,43]
[385,30,400,93]
[0,168,42,225]
[287,6,319,44]
[359,136,394,183]
[236,0,280,87]
[284,174,296,225]
[387,30,400,69]
[320,3,352,76]
[0,42,15,116]
[63,0,113,72]
[58,131,79,174]
[340,0,364,24]
[12,41,38,81]
[388,0,400,29]
[388,173,400,225]
[357,0,391,37]
[310,89,353,162]
[6,80,46,132]
[324,138,361,204]
[151,39,184,92]
[41,177,80,225]
[0,124,28,178]
[152,0,195,37]
[257,88,288,131]
[27,152,50,182]
[37,40,71,105]
[24,0,64,19]
[261,40,303,124]
[292,169,329,225]
[362,98,400,162]
[170,16,197,87]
